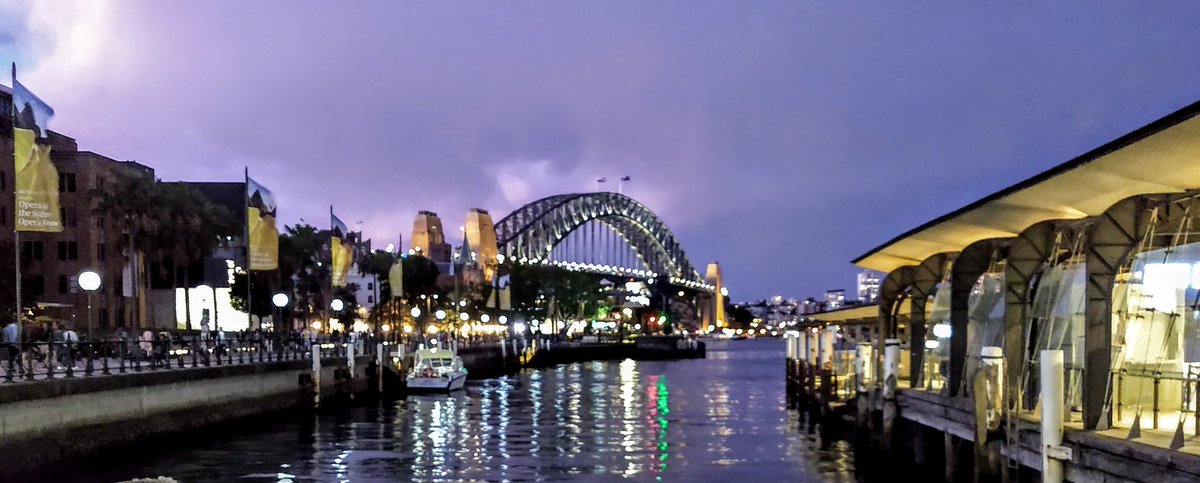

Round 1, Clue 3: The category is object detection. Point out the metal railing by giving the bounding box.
[0,335,383,384]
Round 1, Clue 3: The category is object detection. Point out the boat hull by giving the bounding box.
[404,372,467,392]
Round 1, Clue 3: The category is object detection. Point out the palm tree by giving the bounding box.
[92,172,235,329]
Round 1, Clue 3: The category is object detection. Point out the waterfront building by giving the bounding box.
[856,270,880,303]
[824,289,845,310]
[1,85,156,330]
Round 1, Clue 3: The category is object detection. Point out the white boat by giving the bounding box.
[404,346,468,392]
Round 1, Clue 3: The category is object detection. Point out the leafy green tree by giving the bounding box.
[509,264,602,333]
[91,171,235,329]
[277,224,326,327]
[401,255,440,301]
[230,271,274,327]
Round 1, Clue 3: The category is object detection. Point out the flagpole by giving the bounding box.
[244,167,253,330]
[11,64,21,344]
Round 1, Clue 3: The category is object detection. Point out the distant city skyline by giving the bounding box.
[4,2,1200,299]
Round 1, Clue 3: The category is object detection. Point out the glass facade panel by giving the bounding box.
[1112,241,1200,435]
[920,282,952,392]
[1023,263,1086,415]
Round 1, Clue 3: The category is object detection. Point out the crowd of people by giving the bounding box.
[0,315,363,378]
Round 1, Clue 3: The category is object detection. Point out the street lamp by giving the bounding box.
[410,307,421,318]
[498,315,508,325]
[78,270,101,340]
[272,292,288,331]
[329,298,344,333]
[434,309,446,321]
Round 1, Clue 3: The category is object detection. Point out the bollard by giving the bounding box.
[819,328,834,369]
[806,331,819,367]
[312,347,322,408]
[855,343,873,393]
[1041,350,1066,483]
[883,339,899,399]
[376,343,384,393]
[980,346,1004,431]
[975,346,1005,482]
[500,339,508,360]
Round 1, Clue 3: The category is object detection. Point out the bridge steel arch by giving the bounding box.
[494,192,705,286]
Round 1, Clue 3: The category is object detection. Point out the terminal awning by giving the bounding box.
[854,99,1200,273]
[808,302,906,324]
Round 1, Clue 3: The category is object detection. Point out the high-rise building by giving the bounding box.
[857,270,881,303]
[824,289,845,310]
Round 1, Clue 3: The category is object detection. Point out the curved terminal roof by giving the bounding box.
[854,99,1200,273]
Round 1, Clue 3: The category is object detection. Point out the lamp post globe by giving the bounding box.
[272,293,289,308]
[410,307,421,318]
[78,271,101,292]
[331,298,345,312]
[78,270,101,341]
[434,309,446,320]
[460,312,470,321]
[498,315,508,325]
[480,314,490,323]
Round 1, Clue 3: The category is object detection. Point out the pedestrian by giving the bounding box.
[140,329,153,362]
[2,318,20,376]
[62,324,79,368]
[199,309,211,349]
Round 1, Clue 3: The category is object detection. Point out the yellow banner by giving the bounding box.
[13,128,62,232]
[331,237,353,287]
[248,206,278,270]
[247,177,278,270]
[388,260,403,299]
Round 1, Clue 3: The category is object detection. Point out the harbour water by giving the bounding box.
[63,338,857,482]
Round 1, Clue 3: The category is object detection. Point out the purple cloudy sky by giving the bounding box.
[4,2,1200,301]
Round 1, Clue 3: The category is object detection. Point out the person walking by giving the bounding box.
[2,318,20,377]
[199,309,211,349]
[62,324,79,369]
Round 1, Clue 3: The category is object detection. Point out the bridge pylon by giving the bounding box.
[700,262,725,330]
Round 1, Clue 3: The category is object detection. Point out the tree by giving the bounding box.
[401,255,440,301]
[230,271,274,327]
[277,224,326,327]
[91,171,235,329]
[509,264,602,329]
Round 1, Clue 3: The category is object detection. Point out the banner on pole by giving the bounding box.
[331,212,353,287]
[388,260,403,299]
[11,66,62,233]
[246,176,279,270]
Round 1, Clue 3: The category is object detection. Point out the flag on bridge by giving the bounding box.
[11,64,62,232]
[330,209,354,287]
[246,174,278,270]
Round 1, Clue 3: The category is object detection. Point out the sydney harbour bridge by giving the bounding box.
[412,191,726,329]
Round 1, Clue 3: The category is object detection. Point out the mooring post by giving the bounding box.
[881,338,900,466]
[854,342,873,446]
[376,343,384,393]
[311,347,321,408]
[806,330,819,398]
[1041,350,1067,483]
[975,346,1005,482]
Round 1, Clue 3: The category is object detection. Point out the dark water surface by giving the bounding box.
[68,338,857,482]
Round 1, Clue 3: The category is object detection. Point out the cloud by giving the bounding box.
[4,2,1200,300]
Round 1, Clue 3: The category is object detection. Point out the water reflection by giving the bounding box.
[67,339,857,483]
